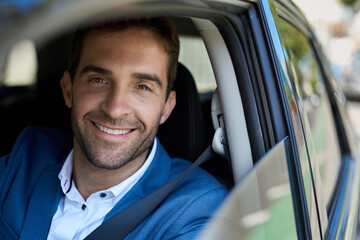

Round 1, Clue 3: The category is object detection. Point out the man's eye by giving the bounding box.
[138,85,151,91]
[90,78,107,84]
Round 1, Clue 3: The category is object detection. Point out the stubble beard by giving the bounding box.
[71,110,159,170]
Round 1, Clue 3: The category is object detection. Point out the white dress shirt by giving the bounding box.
[47,139,157,240]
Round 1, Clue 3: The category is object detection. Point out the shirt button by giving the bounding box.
[100,193,107,198]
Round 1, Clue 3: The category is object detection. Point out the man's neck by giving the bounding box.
[72,151,147,201]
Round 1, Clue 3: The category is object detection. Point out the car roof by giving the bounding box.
[0,0,253,47]
[0,0,311,52]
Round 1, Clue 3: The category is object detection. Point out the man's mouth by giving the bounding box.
[94,123,133,135]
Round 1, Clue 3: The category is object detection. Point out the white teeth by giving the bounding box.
[95,123,132,135]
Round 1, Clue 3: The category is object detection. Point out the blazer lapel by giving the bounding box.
[20,163,63,240]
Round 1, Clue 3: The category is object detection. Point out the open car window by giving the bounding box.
[0,7,256,187]
[4,1,359,239]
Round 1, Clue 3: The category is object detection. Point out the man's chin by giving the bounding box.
[82,149,132,170]
[89,160,129,170]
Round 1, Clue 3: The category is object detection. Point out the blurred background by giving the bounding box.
[292,0,360,135]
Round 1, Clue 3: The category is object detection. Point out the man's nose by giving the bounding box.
[101,86,131,119]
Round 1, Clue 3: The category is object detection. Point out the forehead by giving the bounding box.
[78,28,169,85]
[82,28,165,53]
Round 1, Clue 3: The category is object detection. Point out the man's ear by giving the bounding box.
[60,71,73,108]
[160,90,176,125]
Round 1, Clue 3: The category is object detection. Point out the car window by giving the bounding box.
[179,36,216,94]
[2,39,37,87]
[272,17,320,238]
[277,18,342,232]
[2,1,360,239]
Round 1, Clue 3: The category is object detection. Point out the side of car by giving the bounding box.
[0,0,359,239]
[200,0,360,239]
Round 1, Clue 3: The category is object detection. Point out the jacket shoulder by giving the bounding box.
[0,126,72,191]
[126,153,227,239]
[0,127,71,236]
[12,127,72,155]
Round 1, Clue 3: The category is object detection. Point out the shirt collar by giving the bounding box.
[107,137,157,199]
[59,150,74,194]
[58,138,158,199]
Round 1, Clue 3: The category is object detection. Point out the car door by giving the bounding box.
[199,0,360,239]
[273,1,360,239]
[198,0,321,239]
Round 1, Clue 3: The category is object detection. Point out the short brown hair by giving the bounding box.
[68,17,180,98]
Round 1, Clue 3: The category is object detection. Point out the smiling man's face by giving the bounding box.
[61,29,176,170]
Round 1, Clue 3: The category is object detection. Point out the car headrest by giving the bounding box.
[157,63,206,161]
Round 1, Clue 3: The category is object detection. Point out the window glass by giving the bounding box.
[2,39,37,86]
[278,20,341,208]
[198,139,297,240]
[275,19,317,234]
[179,36,216,93]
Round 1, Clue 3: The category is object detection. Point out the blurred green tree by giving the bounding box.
[341,0,358,6]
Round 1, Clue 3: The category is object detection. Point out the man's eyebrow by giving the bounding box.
[132,72,163,89]
[80,64,113,76]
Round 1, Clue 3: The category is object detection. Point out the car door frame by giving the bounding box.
[251,0,323,238]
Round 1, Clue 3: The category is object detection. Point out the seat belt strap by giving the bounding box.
[85,145,215,240]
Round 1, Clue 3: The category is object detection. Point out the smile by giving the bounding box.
[94,123,133,135]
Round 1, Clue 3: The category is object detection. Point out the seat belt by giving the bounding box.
[85,145,216,240]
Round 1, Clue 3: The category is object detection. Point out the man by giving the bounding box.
[0,17,227,239]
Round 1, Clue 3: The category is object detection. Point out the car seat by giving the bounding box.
[157,63,206,161]
[158,63,233,188]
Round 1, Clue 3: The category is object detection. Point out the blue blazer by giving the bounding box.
[0,127,227,239]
